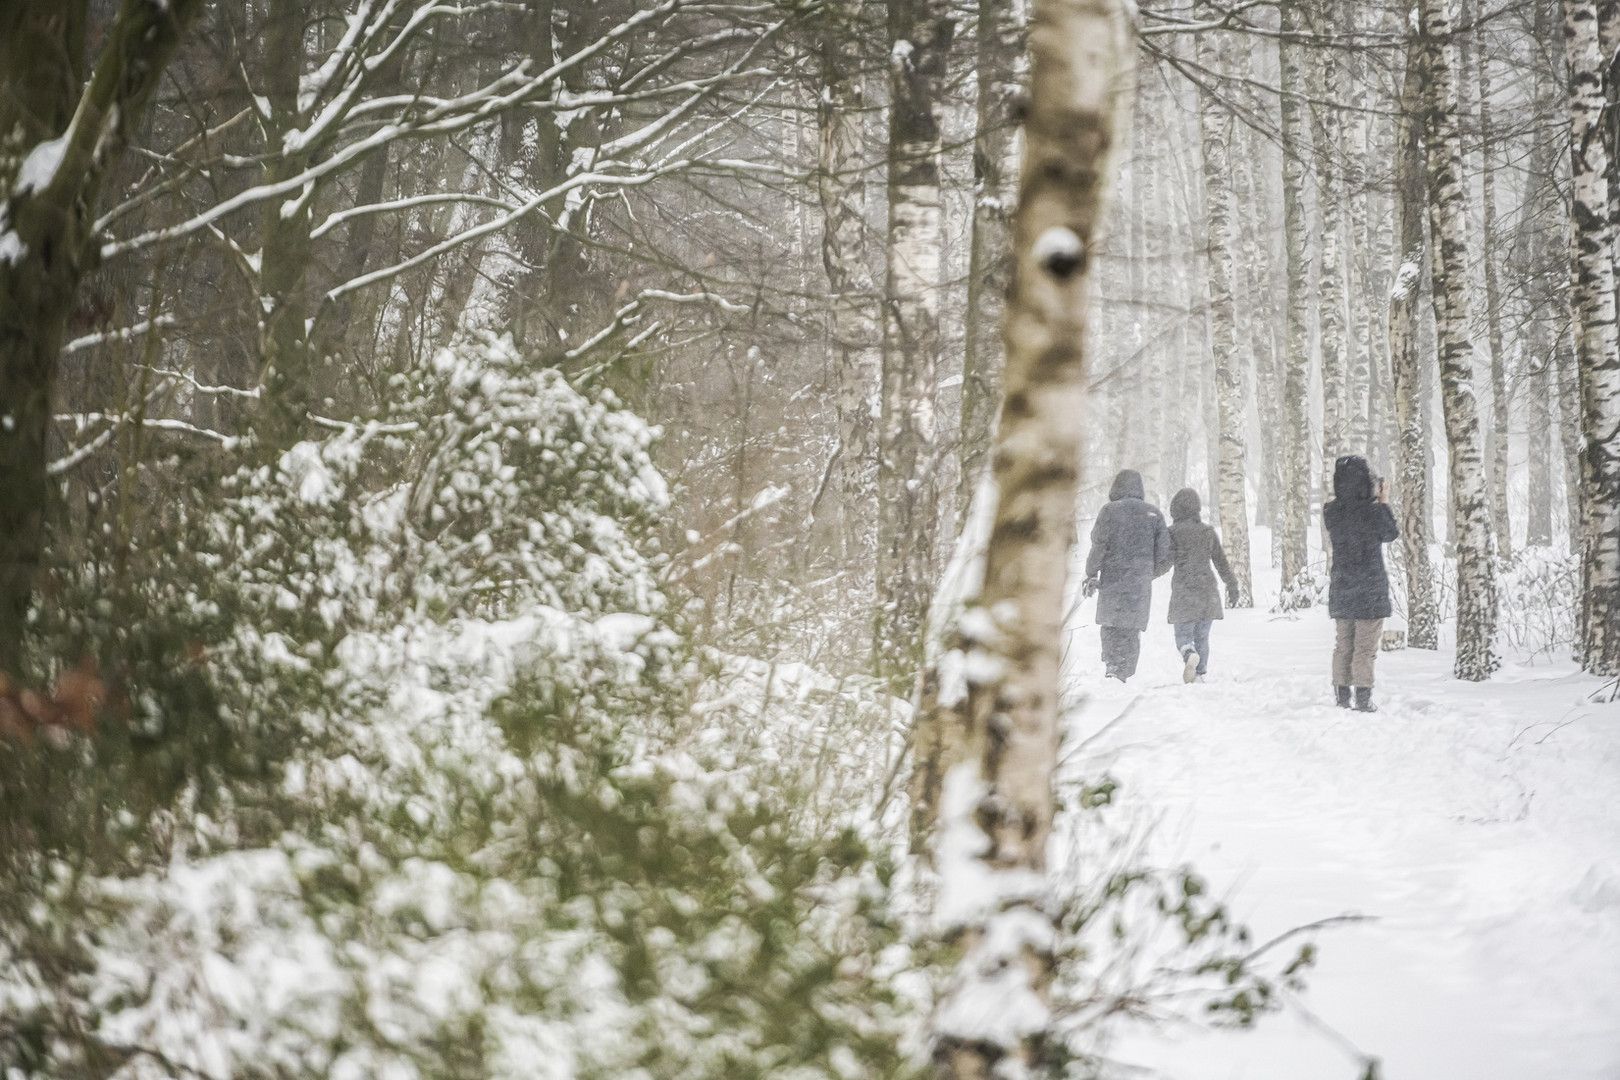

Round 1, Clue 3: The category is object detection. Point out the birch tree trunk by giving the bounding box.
[1278,10,1313,590]
[1420,0,1498,680]
[876,0,954,689]
[1196,27,1253,605]
[1563,0,1620,675]
[1391,36,1440,650]
[1311,17,1350,502]
[960,0,1025,509]
[1345,3,1376,457]
[1472,10,1513,560]
[818,0,882,563]
[930,3,1134,1075]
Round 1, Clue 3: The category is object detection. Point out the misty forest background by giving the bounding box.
[0,0,1616,1077]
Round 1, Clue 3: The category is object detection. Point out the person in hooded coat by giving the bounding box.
[1165,488,1241,682]
[1084,469,1171,681]
[1323,455,1399,712]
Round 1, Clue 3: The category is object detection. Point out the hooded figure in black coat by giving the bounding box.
[1085,469,1171,681]
[1322,455,1399,711]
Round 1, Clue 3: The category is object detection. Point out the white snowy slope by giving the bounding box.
[1062,539,1620,1079]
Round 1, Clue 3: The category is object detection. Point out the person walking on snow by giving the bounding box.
[1323,455,1400,712]
[1165,488,1241,683]
[1083,469,1171,682]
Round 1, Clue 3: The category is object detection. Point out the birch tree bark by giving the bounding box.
[960,0,1025,510]
[818,0,883,561]
[930,3,1134,1075]
[1563,0,1620,674]
[1420,0,1498,680]
[1195,25,1253,605]
[1471,9,1513,560]
[1345,4,1377,457]
[1391,36,1440,650]
[0,0,206,673]
[1311,17,1351,502]
[876,0,955,689]
[1278,10,1313,591]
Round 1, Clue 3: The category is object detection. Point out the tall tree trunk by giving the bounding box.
[257,0,316,452]
[930,3,1134,1075]
[819,0,882,567]
[1527,348,1556,548]
[0,0,204,673]
[1558,334,1585,552]
[1195,26,1253,605]
[960,0,1024,509]
[1344,2,1376,458]
[1391,35,1440,650]
[1278,9,1313,590]
[1420,0,1498,680]
[1563,0,1620,674]
[876,0,954,689]
[1312,13,1350,504]
[1239,102,1283,546]
[1471,8,1513,560]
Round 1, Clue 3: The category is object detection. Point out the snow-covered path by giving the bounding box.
[1064,573,1620,1078]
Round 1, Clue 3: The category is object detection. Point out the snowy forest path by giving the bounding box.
[1063,566,1620,1079]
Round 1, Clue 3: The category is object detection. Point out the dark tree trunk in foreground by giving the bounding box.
[0,0,205,674]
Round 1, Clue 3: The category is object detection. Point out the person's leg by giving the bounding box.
[1351,618,1382,686]
[1174,622,1196,656]
[1352,618,1383,707]
[1333,619,1355,691]
[1102,627,1131,680]
[1194,620,1212,674]
[1120,629,1142,679]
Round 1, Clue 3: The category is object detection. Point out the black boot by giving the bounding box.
[1353,687,1377,713]
[1335,685,1351,709]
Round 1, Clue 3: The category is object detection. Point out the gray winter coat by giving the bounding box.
[1085,470,1171,632]
[1323,455,1399,621]
[1166,489,1239,624]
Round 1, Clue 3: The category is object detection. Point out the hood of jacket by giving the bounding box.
[1109,469,1145,501]
[1333,455,1374,501]
[1170,487,1202,522]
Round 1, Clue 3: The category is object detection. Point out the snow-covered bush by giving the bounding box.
[2,335,918,1080]
[1495,546,1581,661]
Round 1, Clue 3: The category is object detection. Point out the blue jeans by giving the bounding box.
[1174,620,1213,675]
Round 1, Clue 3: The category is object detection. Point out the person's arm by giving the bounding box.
[1211,529,1238,592]
[1085,512,1106,580]
[1378,503,1399,543]
[1153,513,1173,577]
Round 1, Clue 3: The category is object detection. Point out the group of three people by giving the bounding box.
[1082,455,1399,712]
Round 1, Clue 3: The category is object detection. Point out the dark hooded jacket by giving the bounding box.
[1085,469,1171,631]
[1323,455,1400,620]
[1165,489,1239,624]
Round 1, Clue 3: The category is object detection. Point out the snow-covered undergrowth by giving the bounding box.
[1,336,914,1080]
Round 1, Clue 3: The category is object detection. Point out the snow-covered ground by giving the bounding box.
[1063,543,1620,1079]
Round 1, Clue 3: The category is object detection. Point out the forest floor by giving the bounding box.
[1063,539,1620,1079]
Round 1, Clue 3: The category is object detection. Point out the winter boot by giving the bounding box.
[1182,647,1200,684]
[1353,687,1377,713]
[1335,685,1352,709]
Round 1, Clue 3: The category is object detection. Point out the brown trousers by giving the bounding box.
[1333,618,1383,688]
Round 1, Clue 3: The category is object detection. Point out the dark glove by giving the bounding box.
[1226,585,1239,608]
[1081,575,1099,599]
